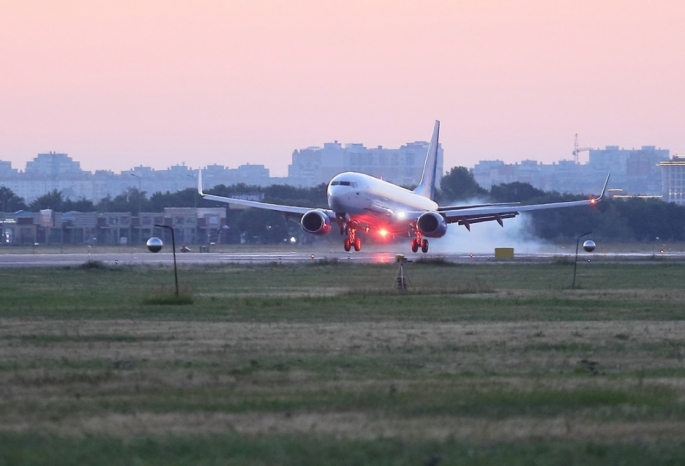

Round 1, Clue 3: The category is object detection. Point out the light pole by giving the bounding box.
[130,173,142,244]
[153,224,179,297]
[130,173,142,214]
[572,231,592,289]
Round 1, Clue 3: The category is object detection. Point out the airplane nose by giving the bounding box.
[328,194,343,211]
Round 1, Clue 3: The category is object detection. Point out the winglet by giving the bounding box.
[596,173,610,202]
[197,169,204,196]
[413,120,440,200]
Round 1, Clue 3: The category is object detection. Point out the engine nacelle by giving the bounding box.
[301,210,332,235]
[417,211,448,238]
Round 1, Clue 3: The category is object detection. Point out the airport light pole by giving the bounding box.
[154,224,179,297]
[572,231,592,289]
[130,173,142,215]
[130,173,142,244]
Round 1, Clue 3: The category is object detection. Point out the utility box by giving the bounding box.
[494,247,514,260]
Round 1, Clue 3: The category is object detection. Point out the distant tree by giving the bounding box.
[207,183,261,198]
[263,184,307,202]
[96,188,148,213]
[235,209,288,244]
[29,190,65,211]
[490,182,546,203]
[307,183,329,207]
[437,167,487,202]
[63,197,96,212]
[0,187,27,212]
[148,188,199,211]
[612,198,685,241]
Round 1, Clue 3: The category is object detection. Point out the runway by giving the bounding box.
[1,248,684,267]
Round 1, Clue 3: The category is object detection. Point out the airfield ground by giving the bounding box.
[1,259,685,465]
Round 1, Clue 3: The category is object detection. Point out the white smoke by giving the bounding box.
[428,199,550,255]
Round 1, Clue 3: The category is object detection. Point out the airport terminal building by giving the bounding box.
[0,207,228,246]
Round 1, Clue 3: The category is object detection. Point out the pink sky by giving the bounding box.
[1,0,683,176]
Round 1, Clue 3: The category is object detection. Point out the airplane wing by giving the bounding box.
[439,174,610,230]
[197,169,317,216]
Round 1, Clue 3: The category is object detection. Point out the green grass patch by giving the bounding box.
[141,286,194,305]
[3,260,685,463]
[1,334,155,343]
[2,434,685,466]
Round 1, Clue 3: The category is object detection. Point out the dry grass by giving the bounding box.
[2,318,685,443]
[3,262,685,464]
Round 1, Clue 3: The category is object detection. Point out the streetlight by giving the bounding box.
[130,173,142,215]
[147,225,179,297]
[572,231,592,289]
[130,173,142,244]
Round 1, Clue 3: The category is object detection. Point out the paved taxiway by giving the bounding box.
[1,249,685,267]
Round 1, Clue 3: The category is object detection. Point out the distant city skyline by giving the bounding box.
[1,1,684,176]
[0,141,672,205]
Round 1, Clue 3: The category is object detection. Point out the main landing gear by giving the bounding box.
[410,233,429,253]
[342,223,362,252]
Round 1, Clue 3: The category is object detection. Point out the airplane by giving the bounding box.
[198,121,609,253]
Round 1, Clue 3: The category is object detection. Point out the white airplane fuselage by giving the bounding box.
[199,120,606,254]
[327,172,437,217]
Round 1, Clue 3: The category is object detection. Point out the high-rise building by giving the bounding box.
[659,155,685,204]
[25,152,82,177]
[288,140,443,188]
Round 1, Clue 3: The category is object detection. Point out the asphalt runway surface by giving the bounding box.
[1,248,684,267]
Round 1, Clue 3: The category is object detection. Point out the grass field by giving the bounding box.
[1,259,685,465]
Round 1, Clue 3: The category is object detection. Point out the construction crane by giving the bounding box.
[573,134,593,164]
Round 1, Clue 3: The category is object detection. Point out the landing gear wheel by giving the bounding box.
[354,237,362,252]
[421,239,429,253]
[344,238,351,252]
[411,238,419,253]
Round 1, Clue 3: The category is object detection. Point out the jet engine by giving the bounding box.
[301,210,332,235]
[417,211,448,238]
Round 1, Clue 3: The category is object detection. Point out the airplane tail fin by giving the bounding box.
[413,120,440,200]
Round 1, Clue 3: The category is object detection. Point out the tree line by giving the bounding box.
[2,167,683,243]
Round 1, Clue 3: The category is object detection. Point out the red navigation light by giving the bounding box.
[379,229,388,238]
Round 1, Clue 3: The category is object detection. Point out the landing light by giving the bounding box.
[379,229,388,237]
[396,211,406,219]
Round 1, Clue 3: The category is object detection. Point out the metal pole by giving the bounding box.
[131,173,142,244]
[155,224,179,297]
[572,231,592,289]
[130,173,142,214]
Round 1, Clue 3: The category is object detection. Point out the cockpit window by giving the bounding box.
[331,181,358,187]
